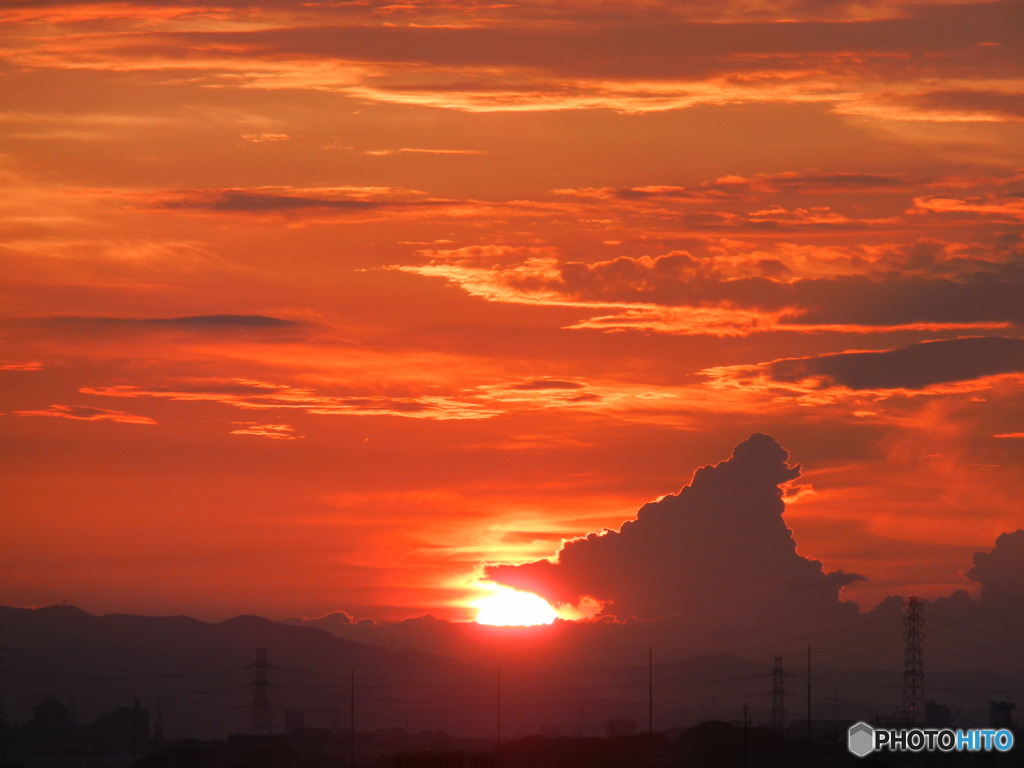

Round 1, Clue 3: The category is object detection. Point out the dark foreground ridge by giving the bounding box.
[5,716,1021,767]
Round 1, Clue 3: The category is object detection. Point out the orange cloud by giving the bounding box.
[395,243,1024,335]
[4,0,1020,119]
[363,147,488,156]
[13,404,156,424]
[912,194,1024,220]
[555,171,908,202]
[229,421,303,439]
[565,306,1006,337]
[82,379,503,421]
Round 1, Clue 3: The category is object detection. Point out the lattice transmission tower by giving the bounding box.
[901,596,924,724]
[770,656,785,729]
[247,648,273,735]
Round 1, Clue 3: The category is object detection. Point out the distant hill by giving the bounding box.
[282,606,1024,731]
[0,604,494,740]
[4,604,1021,743]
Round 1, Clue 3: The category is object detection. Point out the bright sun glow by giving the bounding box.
[473,584,558,626]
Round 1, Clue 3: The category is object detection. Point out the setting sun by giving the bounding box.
[473,584,558,626]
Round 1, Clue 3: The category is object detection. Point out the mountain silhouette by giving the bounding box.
[0,604,494,740]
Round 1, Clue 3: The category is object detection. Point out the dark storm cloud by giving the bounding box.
[486,433,861,622]
[764,337,1024,390]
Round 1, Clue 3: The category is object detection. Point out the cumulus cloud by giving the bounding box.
[967,529,1024,605]
[486,433,861,623]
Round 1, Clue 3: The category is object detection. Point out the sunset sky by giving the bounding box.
[2,0,1023,624]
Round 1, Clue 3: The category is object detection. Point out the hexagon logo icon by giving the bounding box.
[848,721,875,757]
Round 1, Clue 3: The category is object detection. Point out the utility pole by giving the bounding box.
[803,644,813,768]
[771,656,785,729]
[350,668,356,768]
[648,644,654,768]
[496,664,502,768]
[902,596,925,724]
[154,697,163,745]
[743,703,749,767]
[806,644,811,740]
[247,648,272,735]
